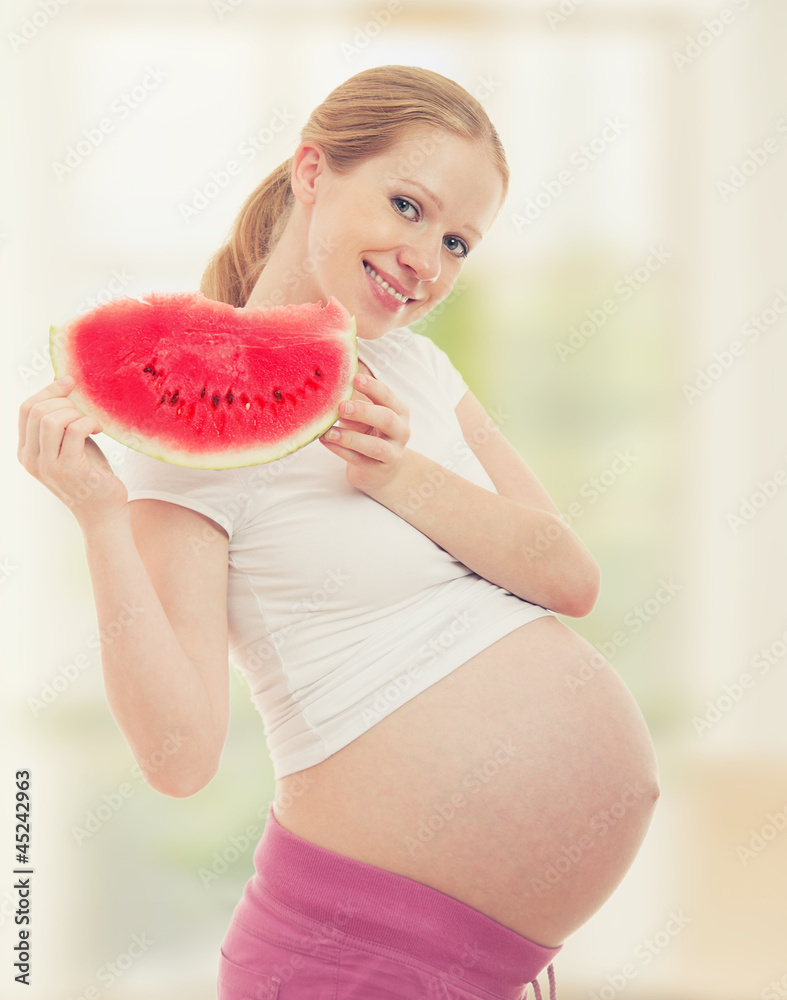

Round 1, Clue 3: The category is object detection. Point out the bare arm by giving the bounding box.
[368,447,597,617]
[83,501,230,797]
[352,383,599,618]
[18,378,231,797]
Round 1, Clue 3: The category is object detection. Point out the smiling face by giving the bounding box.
[292,130,505,340]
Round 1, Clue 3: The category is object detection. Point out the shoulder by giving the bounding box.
[389,326,455,375]
[116,447,250,540]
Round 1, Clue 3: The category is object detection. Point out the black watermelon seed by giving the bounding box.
[314,368,322,378]
[170,392,179,405]
[227,393,233,404]
[144,365,155,375]
[273,389,282,401]
[200,387,206,398]
[160,395,167,405]
[212,395,220,407]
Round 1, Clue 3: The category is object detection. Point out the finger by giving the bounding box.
[321,427,388,463]
[19,396,78,462]
[339,400,398,438]
[318,431,365,464]
[18,376,74,448]
[335,414,372,435]
[318,434,358,462]
[37,407,92,464]
[351,374,407,416]
[335,386,373,431]
[58,413,104,465]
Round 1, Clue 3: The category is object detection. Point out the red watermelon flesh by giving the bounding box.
[49,291,357,469]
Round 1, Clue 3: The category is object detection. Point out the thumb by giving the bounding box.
[51,374,74,393]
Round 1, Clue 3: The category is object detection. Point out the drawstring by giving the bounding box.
[528,961,557,1000]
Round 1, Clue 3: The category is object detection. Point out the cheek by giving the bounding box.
[435,265,462,299]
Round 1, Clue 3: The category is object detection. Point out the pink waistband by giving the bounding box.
[246,804,561,998]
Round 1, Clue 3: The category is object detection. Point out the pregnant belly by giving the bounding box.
[274,614,660,948]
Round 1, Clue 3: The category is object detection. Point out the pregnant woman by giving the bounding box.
[18,66,659,999]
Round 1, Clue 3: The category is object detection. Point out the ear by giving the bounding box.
[290,141,328,207]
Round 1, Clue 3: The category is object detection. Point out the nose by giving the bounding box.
[398,233,442,284]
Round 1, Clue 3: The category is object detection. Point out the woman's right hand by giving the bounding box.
[17,376,129,529]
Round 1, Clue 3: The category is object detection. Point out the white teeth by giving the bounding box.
[364,262,408,303]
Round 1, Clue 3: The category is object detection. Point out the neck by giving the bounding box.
[243,206,323,311]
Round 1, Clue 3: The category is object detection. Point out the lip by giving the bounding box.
[363,260,417,302]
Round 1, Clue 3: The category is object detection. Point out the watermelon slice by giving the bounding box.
[49,291,357,469]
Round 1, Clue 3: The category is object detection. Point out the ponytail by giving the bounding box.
[200,158,294,308]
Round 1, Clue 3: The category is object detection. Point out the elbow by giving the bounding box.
[144,756,220,799]
[552,561,602,618]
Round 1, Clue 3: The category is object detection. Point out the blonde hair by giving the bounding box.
[200,65,509,308]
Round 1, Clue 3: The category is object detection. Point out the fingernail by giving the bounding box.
[56,375,73,385]
[356,373,367,386]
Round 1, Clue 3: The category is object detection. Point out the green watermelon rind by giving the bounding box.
[48,305,358,470]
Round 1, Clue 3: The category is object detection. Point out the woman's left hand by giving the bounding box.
[319,372,411,495]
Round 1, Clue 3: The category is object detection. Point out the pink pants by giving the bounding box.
[217,804,561,1000]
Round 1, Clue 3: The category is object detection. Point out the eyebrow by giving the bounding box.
[389,177,483,243]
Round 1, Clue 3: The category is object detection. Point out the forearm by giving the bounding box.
[80,511,221,793]
[368,448,600,616]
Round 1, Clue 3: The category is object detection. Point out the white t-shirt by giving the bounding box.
[117,325,556,779]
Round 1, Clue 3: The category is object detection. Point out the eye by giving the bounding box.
[391,196,470,259]
[392,197,418,220]
[443,235,469,259]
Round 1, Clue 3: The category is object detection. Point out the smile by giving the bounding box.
[363,261,410,304]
